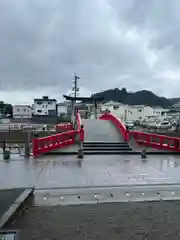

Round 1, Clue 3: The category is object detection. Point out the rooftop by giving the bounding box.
[34,96,56,102]
[103,101,123,106]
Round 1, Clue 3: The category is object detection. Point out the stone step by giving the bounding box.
[83,142,129,147]
[83,147,132,151]
[83,141,132,152]
[83,141,127,145]
[83,140,132,154]
[83,150,133,154]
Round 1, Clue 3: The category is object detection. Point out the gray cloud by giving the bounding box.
[0,0,180,103]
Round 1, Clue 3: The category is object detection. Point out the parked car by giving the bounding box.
[146,121,157,128]
[156,121,172,129]
[125,121,134,129]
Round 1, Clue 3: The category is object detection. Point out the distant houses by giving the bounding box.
[12,97,180,123]
[12,105,32,120]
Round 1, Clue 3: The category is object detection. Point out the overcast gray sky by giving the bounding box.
[0,0,180,104]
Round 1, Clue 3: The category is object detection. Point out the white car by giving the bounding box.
[156,121,172,129]
[125,121,134,129]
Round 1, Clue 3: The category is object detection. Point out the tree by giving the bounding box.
[4,104,13,117]
[0,101,4,115]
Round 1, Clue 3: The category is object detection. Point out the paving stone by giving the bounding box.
[5,200,180,240]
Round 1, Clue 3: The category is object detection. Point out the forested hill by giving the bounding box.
[91,88,178,108]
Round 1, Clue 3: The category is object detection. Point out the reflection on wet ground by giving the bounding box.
[1,154,180,190]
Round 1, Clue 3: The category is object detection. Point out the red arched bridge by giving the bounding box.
[32,110,180,157]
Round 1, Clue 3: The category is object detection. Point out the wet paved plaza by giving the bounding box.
[2,119,180,238]
[1,154,180,191]
[4,154,180,239]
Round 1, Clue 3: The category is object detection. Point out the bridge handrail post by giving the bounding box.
[77,124,84,159]
[32,138,38,157]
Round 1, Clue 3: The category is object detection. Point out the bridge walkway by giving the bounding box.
[82,119,123,142]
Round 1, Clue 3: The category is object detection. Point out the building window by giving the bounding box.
[37,110,42,113]
[138,109,142,112]
[113,106,119,110]
[17,108,20,112]
[48,101,52,105]
[37,102,42,105]
[24,108,26,112]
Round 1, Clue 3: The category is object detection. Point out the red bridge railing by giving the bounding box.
[76,109,84,142]
[99,112,180,152]
[32,130,77,156]
[130,131,180,151]
[33,109,84,157]
[99,112,129,141]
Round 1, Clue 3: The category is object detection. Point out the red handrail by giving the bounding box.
[99,112,129,141]
[33,130,77,156]
[76,109,82,130]
[130,131,180,151]
[76,109,84,142]
[32,110,84,157]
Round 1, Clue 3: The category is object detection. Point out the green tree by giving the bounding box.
[4,104,12,117]
[0,101,4,115]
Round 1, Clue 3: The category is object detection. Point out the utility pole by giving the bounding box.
[74,75,79,98]
[71,75,80,126]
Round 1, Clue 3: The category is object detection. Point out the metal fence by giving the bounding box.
[0,141,32,155]
[0,123,56,132]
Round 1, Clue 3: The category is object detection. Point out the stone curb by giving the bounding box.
[44,151,180,155]
[0,188,34,228]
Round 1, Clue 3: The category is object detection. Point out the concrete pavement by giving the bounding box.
[1,154,180,191]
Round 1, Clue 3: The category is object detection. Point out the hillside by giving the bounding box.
[91,88,174,108]
[169,98,180,105]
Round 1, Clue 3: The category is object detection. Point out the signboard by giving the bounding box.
[0,231,17,240]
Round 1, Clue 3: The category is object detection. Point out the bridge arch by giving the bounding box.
[99,112,129,141]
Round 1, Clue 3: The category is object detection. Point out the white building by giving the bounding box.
[152,107,169,118]
[33,96,57,116]
[13,105,32,119]
[110,104,169,122]
[125,105,154,121]
[57,101,69,116]
[101,101,124,112]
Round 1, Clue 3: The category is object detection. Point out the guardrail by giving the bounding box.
[99,112,129,141]
[32,109,84,157]
[130,131,180,151]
